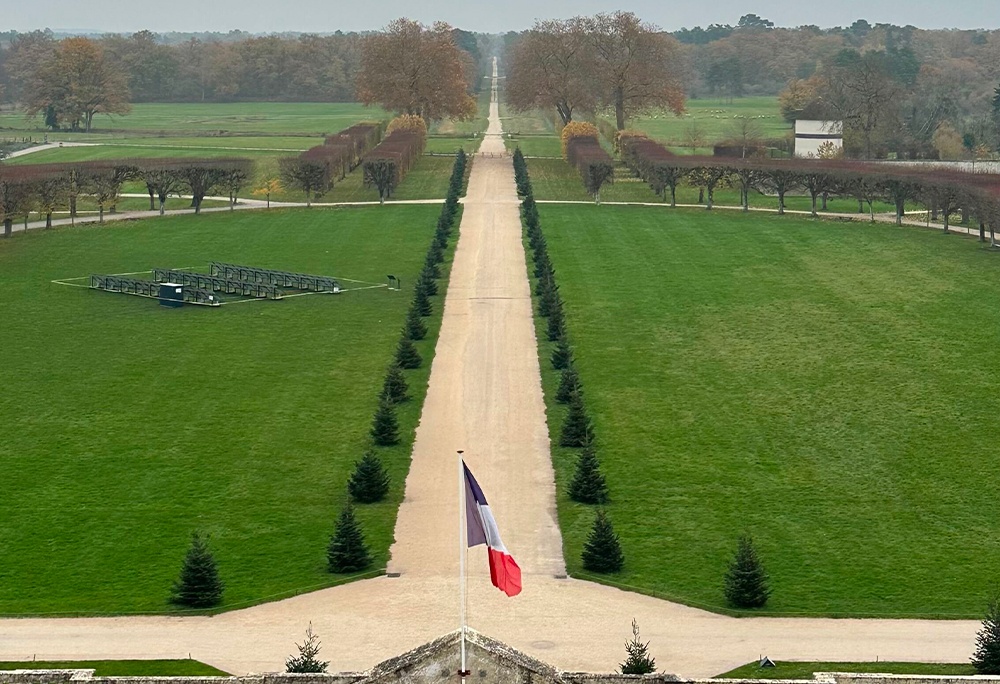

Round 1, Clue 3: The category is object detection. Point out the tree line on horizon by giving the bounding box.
[1,15,998,157]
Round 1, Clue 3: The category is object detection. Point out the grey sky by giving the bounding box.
[2,0,997,34]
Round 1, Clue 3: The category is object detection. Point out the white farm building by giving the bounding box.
[794,120,843,158]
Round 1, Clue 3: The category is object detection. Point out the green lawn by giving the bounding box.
[0,660,229,676]
[0,204,453,615]
[534,204,1000,617]
[622,96,788,147]
[717,662,976,679]
[0,102,387,137]
[499,97,787,157]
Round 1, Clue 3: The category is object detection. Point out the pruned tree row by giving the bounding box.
[361,115,428,204]
[616,144,1000,240]
[0,157,253,236]
[279,121,385,207]
[562,123,615,203]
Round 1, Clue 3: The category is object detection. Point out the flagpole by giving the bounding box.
[457,450,467,681]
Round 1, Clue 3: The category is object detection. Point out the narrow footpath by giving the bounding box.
[0,59,981,679]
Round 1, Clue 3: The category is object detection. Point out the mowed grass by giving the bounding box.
[535,204,1000,617]
[623,96,788,147]
[499,97,787,157]
[0,661,229,676]
[0,204,450,615]
[717,662,976,679]
[0,102,388,136]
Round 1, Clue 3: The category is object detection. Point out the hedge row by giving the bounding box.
[361,128,427,204]
[618,138,1000,238]
[278,122,385,206]
[0,157,254,235]
[562,126,616,203]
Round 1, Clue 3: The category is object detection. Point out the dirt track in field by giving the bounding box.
[0,58,980,679]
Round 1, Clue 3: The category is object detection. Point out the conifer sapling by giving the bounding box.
[395,335,423,369]
[285,623,329,673]
[405,308,427,341]
[723,532,771,608]
[551,339,573,370]
[327,503,372,573]
[414,287,433,317]
[581,509,624,573]
[348,450,391,504]
[382,364,409,403]
[620,618,656,675]
[569,443,609,504]
[560,391,595,447]
[556,366,581,404]
[370,395,400,446]
[973,595,1000,674]
[170,532,224,608]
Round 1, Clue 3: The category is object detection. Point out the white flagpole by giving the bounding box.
[457,450,467,681]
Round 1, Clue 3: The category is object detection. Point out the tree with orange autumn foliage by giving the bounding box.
[356,18,476,123]
[24,38,130,132]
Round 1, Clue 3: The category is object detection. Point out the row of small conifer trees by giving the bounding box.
[168,151,468,609]
[515,148,624,576]
[515,148,772,609]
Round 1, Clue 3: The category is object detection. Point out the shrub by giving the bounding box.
[555,366,581,403]
[170,532,224,608]
[569,444,609,504]
[348,450,391,504]
[395,335,423,369]
[327,503,372,573]
[724,532,771,608]
[370,395,400,446]
[560,391,595,447]
[561,121,600,159]
[418,270,438,297]
[973,595,1000,674]
[285,623,329,673]
[620,619,656,674]
[581,509,624,573]
[404,308,427,341]
[413,287,433,317]
[551,339,573,370]
[382,364,409,403]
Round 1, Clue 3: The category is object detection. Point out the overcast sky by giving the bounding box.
[2,0,997,34]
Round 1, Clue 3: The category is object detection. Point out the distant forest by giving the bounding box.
[0,18,997,124]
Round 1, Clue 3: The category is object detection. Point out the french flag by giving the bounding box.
[463,462,522,597]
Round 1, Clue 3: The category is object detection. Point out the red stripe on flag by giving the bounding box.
[487,547,522,597]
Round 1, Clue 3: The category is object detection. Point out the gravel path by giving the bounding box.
[0,59,981,678]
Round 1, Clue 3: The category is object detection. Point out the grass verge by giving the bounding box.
[0,660,229,676]
[717,662,976,679]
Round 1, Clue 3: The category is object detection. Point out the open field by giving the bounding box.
[623,96,788,148]
[534,204,1000,617]
[717,662,976,679]
[0,661,229,676]
[501,97,786,157]
[0,204,453,615]
[0,103,387,137]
